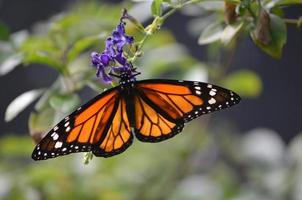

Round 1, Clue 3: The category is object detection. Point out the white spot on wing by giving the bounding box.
[208,98,216,105]
[52,133,59,141]
[66,127,71,132]
[64,122,70,127]
[55,141,63,148]
[209,90,216,96]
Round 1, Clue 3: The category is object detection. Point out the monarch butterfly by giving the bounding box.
[31,69,240,160]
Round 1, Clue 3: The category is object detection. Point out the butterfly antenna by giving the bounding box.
[108,72,121,78]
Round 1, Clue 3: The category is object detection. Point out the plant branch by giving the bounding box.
[284,18,302,27]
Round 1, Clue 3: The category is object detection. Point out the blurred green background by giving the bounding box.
[1,0,302,199]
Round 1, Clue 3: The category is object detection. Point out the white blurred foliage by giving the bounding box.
[187,14,218,37]
[181,4,205,16]
[288,134,302,200]
[232,188,274,200]
[11,30,29,47]
[24,187,40,200]
[139,43,190,78]
[288,134,302,165]
[143,43,189,64]
[0,174,12,199]
[129,1,152,23]
[240,128,285,167]
[262,168,288,199]
[293,170,302,200]
[72,154,98,176]
[184,65,208,82]
[169,175,222,200]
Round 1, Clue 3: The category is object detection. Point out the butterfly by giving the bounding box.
[31,69,240,160]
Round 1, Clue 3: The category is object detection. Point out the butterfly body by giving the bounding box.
[32,71,240,161]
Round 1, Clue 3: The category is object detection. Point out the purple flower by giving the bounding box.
[115,52,127,65]
[97,67,113,84]
[91,9,136,84]
[112,23,134,52]
[104,38,115,57]
[91,52,110,67]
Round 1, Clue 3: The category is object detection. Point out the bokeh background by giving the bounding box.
[0,0,302,199]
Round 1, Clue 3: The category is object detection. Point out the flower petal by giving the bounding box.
[100,53,110,66]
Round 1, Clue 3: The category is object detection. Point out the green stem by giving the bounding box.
[284,18,301,27]
[257,0,262,17]
[129,34,149,63]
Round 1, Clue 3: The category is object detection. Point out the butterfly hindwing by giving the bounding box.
[92,97,133,157]
[133,79,240,142]
[134,93,184,142]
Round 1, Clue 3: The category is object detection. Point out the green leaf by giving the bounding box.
[198,22,223,45]
[251,14,287,59]
[222,70,262,98]
[0,21,10,41]
[220,22,243,46]
[0,53,23,76]
[11,30,28,47]
[20,37,63,69]
[23,51,63,70]
[5,89,44,122]
[151,0,163,16]
[67,33,106,63]
[49,93,80,113]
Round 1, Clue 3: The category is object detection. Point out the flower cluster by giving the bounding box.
[91,11,134,84]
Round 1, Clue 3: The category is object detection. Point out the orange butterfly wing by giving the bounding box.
[32,87,132,160]
[93,97,133,157]
[32,79,240,160]
[134,80,240,142]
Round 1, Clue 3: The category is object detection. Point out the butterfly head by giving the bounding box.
[117,67,140,85]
